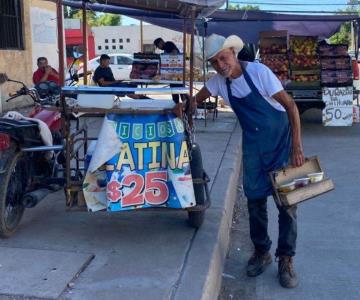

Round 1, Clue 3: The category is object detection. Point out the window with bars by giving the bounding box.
[0,0,24,50]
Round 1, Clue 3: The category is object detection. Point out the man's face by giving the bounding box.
[38,59,48,71]
[100,58,110,67]
[156,40,165,50]
[208,48,237,77]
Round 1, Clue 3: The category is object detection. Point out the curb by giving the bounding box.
[173,121,242,300]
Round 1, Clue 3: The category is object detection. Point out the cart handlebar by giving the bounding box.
[61,86,189,96]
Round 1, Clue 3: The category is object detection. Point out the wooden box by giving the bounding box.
[259,30,288,55]
[270,157,334,207]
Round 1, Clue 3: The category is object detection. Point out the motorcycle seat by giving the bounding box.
[0,118,39,128]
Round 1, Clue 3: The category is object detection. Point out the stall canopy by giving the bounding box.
[137,10,360,43]
[61,2,359,43]
[202,10,360,43]
[61,0,225,18]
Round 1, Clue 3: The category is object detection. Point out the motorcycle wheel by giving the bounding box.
[0,150,27,238]
[188,143,206,228]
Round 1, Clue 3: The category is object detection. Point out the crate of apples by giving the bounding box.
[290,36,317,56]
[260,44,287,54]
[291,55,319,69]
[291,74,319,82]
[262,55,289,72]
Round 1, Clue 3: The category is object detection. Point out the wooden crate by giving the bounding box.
[259,30,289,55]
[270,156,334,207]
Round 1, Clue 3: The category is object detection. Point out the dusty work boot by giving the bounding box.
[246,250,272,277]
[278,256,299,288]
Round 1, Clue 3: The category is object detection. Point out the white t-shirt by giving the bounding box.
[205,62,285,112]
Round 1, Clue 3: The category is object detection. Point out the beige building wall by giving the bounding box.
[0,0,57,112]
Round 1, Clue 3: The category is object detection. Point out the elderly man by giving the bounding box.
[193,34,305,288]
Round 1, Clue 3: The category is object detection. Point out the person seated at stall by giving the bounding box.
[33,57,60,85]
[93,54,148,99]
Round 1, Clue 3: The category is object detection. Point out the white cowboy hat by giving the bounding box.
[205,34,244,60]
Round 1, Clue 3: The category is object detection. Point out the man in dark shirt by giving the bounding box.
[153,38,180,54]
[93,54,122,86]
[94,54,148,99]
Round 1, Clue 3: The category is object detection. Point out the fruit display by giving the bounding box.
[130,53,160,80]
[130,62,159,79]
[261,55,289,72]
[288,36,320,86]
[319,44,348,57]
[321,70,352,85]
[289,36,317,56]
[319,43,352,86]
[276,72,289,81]
[291,74,320,83]
[260,44,287,54]
[321,57,351,70]
[290,55,320,70]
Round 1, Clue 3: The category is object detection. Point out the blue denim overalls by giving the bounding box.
[226,62,292,200]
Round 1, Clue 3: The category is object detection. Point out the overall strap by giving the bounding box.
[226,77,233,99]
[239,61,262,97]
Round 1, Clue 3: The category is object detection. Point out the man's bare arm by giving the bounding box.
[98,78,118,86]
[272,90,305,167]
[194,86,211,105]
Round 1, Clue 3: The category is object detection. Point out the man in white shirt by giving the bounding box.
[192,34,304,288]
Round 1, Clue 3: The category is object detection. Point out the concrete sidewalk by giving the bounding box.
[0,111,241,300]
[220,109,360,300]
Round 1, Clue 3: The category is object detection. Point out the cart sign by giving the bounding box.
[83,113,196,212]
[322,86,353,126]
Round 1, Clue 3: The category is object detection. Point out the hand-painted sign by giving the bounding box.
[322,86,353,126]
[83,113,196,212]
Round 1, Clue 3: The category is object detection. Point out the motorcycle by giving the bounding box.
[0,74,65,238]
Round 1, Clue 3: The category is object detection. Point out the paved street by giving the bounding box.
[220,109,360,300]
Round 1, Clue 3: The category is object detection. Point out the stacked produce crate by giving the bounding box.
[130,53,160,80]
[288,36,320,88]
[259,31,289,82]
[319,44,352,86]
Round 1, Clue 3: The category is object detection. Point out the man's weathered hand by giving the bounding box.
[172,102,183,119]
[291,143,305,167]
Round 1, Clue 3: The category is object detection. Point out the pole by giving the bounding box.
[202,20,207,127]
[188,7,196,127]
[82,0,88,85]
[189,7,196,99]
[226,0,229,10]
[140,20,144,52]
[56,0,64,86]
[182,18,187,85]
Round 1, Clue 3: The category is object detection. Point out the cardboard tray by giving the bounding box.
[270,156,334,207]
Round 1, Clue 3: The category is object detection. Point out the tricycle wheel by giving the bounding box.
[188,143,206,228]
[0,150,27,238]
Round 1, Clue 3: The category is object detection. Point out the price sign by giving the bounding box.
[322,87,353,126]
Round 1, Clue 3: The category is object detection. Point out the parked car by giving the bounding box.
[78,53,134,81]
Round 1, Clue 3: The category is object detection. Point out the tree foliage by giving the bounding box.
[64,6,122,26]
[329,3,359,45]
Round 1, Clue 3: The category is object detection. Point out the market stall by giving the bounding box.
[55,0,225,227]
[257,29,356,126]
